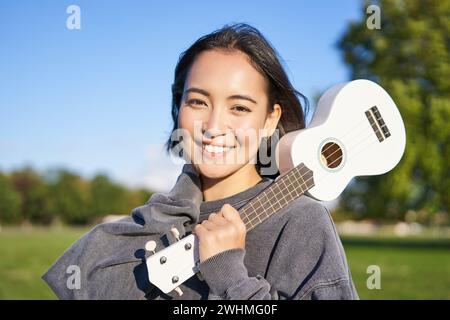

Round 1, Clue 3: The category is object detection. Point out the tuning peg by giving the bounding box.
[170,227,180,241]
[145,240,157,254]
[174,286,183,296]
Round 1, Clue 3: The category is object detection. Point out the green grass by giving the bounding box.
[342,236,450,299]
[0,227,449,299]
[0,226,88,299]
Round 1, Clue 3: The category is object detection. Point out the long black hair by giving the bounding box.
[166,23,309,178]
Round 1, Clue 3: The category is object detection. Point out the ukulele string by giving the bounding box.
[242,116,374,224]
[242,119,379,227]
[318,115,372,155]
[243,133,377,227]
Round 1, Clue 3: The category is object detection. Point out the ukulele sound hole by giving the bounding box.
[320,141,343,169]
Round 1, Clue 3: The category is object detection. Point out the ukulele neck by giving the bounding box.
[239,163,315,232]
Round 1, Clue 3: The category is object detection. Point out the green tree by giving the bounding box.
[337,0,449,223]
[10,167,53,224]
[89,173,129,216]
[89,174,152,217]
[47,169,91,225]
[0,172,21,224]
[126,188,153,211]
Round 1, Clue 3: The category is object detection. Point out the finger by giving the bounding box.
[194,223,208,237]
[221,204,241,223]
[208,212,227,225]
[221,204,246,232]
[201,219,219,231]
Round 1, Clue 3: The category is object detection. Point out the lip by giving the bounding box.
[196,141,236,158]
[201,139,235,147]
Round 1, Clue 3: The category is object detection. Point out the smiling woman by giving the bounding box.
[168,24,309,185]
[178,49,281,201]
[43,23,358,300]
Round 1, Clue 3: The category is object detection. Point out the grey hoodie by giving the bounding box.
[42,164,359,300]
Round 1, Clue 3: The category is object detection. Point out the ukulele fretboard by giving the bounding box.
[240,163,315,231]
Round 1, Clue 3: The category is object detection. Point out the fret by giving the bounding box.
[254,199,263,223]
[243,195,260,224]
[285,171,295,194]
[279,175,290,201]
[298,176,306,194]
[267,184,279,213]
[293,170,303,196]
[244,188,283,228]
[301,164,314,190]
[259,192,270,221]
[261,192,275,220]
[288,171,300,193]
[290,176,300,199]
[242,198,259,224]
[241,206,251,225]
[245,203,253,223]
[299,167,308,191]
[248,219,254,230]
[240,163,314,231]
[251,198,262,215]
[245,190,271,227]
[274,183,284,210]
[280,179,292,207]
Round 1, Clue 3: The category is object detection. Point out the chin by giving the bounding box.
[194,163,242,180]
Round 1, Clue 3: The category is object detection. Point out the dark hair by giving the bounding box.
[166,23,309,178]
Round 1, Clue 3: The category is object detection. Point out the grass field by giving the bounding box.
[0,226,449,299]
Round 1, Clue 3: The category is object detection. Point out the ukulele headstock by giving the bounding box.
[146,233,199,294]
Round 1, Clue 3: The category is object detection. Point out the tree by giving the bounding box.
[337,0,449,223]
[10,167,53,224]
[0,172,21,224]
[47,169,91,225]
[89,173,129,217]
[1,167,153,225]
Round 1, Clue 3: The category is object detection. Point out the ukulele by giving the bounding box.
[145,79,406,295]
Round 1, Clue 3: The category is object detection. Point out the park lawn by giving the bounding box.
[0,227,449,299]
[0,226,89,299]
[342,236,450,299]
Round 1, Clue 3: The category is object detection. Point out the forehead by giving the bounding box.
[185,49,268,98]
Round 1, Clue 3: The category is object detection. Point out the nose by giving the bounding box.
[202,108,228,140]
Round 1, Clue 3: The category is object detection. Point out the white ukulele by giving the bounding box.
[145,79,406,295]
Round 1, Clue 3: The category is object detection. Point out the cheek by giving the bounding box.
[178,106,196,132]
[176,107,198,160]
[234,117,265,148]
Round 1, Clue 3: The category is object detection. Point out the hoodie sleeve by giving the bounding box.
[42,231,92,299]
[198,248,273,300]
[42,223,145,300]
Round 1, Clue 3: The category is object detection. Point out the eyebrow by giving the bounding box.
[184,87,257,104]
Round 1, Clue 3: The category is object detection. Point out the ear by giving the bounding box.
[263,103,282,137]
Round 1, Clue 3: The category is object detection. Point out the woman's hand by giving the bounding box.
[194,204,246,262]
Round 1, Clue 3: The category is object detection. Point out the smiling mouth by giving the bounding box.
[201,143,236,158]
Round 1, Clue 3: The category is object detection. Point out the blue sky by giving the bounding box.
[0,0,363,192]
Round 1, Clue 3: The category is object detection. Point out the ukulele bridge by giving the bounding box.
[365,105,391,142]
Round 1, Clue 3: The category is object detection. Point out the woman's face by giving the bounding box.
[177,49,280,179]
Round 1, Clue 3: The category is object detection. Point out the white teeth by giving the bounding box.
[202,144,234,154]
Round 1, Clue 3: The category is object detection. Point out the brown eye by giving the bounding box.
[232,105,251,113]
[186,99,207,107]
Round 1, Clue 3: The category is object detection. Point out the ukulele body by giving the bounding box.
[276,79,406,201]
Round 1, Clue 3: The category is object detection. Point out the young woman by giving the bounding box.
[43,23,358,300]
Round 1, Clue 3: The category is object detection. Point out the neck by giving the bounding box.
[201,164,262,202]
